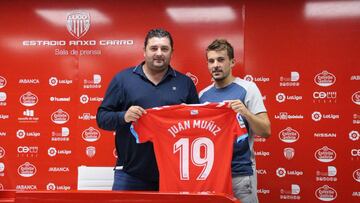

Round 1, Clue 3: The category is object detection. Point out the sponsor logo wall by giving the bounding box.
[0,1,359,202]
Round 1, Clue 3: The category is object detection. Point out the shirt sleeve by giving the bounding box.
[244,82,267,115]
[186,77,200,104]
[96,75,128,131]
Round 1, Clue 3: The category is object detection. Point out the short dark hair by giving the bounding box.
[206,39,234,60]
[144,28,174,50]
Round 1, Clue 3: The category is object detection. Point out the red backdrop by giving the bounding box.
[0,0,359,202]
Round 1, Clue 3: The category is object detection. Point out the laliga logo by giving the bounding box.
[48,147,57,157]
[186,72,198,85]
[80,95,89,104]
[349,130,360,141]
[0,146,5,158]
[312,111,322,122]
[49,77,58,86]
[243,75,253,82]
[276,93,286,103]
[46,183,56,191]
[352,91,360,105]
[66,10,90,39]
[276,167,286,177]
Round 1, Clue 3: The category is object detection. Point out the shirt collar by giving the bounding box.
[132,61,177,78]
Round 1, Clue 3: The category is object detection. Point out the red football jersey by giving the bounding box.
[131,103,248,195]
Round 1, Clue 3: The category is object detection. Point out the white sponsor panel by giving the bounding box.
[279,127,300,143]
[315,146,336,163]
[19,92,38,107]
[315,185,337,201]
[18,162,36,177]
[82,127,101,142]
[51,109,70,124]
[314,70,336,87]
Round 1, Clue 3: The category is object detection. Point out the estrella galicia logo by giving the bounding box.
[66,10,90,39]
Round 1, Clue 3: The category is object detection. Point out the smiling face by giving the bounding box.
[143,37,173,72]
[207,49,235,82]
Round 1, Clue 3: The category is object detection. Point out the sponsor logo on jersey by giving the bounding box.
[82,127,101,142]
[18,162,36,177]
[314,70,336,87]
[51,109,70,124]
[315,185,337,201]
[315,146,336,163]
[19,92,38,107]
[279,127,300,143]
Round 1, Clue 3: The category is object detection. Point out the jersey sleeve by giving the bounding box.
[130,113,156,144]
[233,113,249,143]
[244,82,267,115]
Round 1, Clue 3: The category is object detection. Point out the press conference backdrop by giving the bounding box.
[0,1,359,202]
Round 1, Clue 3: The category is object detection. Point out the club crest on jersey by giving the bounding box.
[66,10,90,39]
[190,110,198,115]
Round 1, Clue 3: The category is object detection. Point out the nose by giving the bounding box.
[155,48,162,55]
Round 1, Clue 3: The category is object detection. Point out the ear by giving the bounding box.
[143,47,146,57]
[230,58,235,68]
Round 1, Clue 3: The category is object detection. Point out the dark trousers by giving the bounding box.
[112,169,159,191]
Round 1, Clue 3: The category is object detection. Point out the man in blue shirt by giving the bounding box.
[199,39,271,203]
[97,28,199,191]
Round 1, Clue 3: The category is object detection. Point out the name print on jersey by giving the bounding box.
[168,120,221,137]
